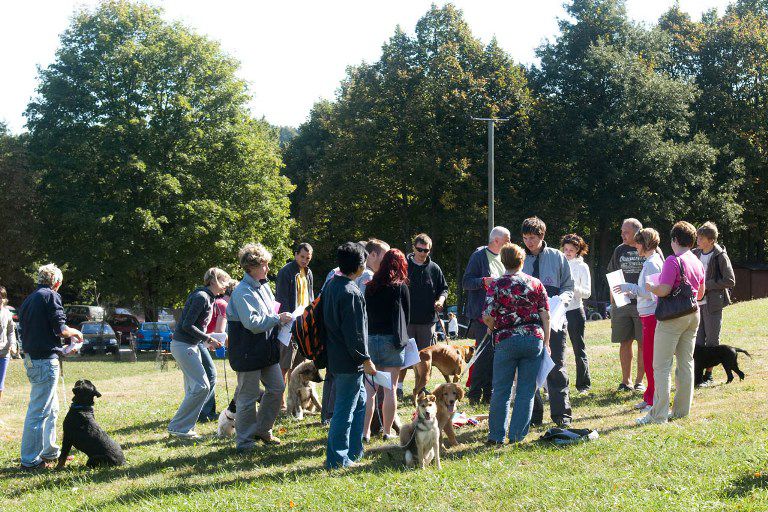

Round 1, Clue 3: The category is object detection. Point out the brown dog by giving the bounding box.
[412,343,474,404]
[433,382,464,447]
[399,391,441,469]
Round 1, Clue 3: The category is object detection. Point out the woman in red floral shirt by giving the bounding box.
[483,243,551,445]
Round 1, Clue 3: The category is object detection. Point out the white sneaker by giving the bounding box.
[169,430,200,439]
[636,414,665,426]
[634,400,648,410]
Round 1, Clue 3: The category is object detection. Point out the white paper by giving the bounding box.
[646,273,661,287]
[277,306,306,347]
[607,269,631,308]
[401,338,420,368]
[372,371,392,389]
[63,340,83,355]
[537,351,555,389]
[548,296,567,332]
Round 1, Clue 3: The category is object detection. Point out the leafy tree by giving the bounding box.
[25,0,293,318]
[530,0,743,298]
[284,4,533,294]
[0,125,40,304]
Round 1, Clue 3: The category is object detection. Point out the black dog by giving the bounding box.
[58,379,125,468]
[693,344,751,386]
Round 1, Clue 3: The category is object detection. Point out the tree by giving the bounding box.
[530,0,743,298]
[0,124,40,304]
[284,4,533,294]
[25,0,293,318]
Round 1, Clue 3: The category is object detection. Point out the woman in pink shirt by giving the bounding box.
[637,222,705,425]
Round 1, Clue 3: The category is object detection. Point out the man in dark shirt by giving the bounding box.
[18,264,83,470]
[607,218,646,392]
[323,242,377,469]
[398,233,448,398]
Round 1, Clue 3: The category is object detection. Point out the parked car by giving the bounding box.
[65,304,105,326]
[108,309,141,345]
[80,321,119,355]
[134,322,173,351]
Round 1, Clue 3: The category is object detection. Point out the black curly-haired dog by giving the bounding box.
[694,344,751,386]
[57,379,125,468]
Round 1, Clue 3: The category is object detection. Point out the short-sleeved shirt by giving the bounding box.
[486,249,505,279]
[659,251,705,295]
[206,297,228,334]
[483,271,550,344]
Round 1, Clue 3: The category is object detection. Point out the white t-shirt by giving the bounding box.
[448,317,458,333]
[697,251,714,305]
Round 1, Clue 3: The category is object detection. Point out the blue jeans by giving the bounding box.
[168,341,210,434]
[326,372,366,469]
[488,335,543,443]
[20,356,61,466]
[198,342,217,421]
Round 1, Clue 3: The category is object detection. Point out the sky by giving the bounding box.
[0,0,733,133]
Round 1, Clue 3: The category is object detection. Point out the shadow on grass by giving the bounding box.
[720,470,768,499]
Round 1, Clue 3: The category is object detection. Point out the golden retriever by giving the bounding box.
[433,382,464,447]
[411,343,474,404]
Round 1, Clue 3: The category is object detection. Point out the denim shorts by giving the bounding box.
[368,334,405,367]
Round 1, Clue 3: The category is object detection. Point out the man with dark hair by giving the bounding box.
[693,221,735,386]
[607,218,646,392]
[462,226,511,404]
[323,242,377,469]
[275,242,315,409]
[521,217,575,428]
[398,233,448,398]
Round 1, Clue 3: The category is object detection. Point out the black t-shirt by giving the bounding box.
[365,283,410,335]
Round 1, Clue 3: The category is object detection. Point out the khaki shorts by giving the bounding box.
[407,323,436,351]
[611,303,643,344]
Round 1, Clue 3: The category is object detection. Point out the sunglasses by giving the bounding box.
[415,247,430,253]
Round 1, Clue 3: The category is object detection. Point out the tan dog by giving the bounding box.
[433,382,464,447]
[412,343,474,404]
[399,391,441,469]
[286,360,323,420]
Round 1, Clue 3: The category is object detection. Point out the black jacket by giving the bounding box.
[322,276,369,374]
[18,285,67,359]
[275,260,315,313]
[406,253,449,324]
[173,287,215,345]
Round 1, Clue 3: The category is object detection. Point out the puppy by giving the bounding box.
[58,380,125,468]
[433,382,464,447]
[412,343,474,404]
[217,408,236,437]
[286,360,323,420]
[694,344,751,386]
[399,391,441,469]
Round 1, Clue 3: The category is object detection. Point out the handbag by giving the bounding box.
[655,257,698,321]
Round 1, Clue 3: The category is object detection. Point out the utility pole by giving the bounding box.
[472,117,509,234]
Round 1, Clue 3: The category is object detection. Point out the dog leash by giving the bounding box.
[458,332,492,380]
[222,351,230,405]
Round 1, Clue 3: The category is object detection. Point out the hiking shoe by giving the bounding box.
[634,400,649,410]
[634,383,646,392]
[254,433,281,445]
[20,461,53,472]
[617,383,633,392]
[169,430,200,439]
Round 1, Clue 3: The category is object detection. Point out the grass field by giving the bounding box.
[1,299,767,511]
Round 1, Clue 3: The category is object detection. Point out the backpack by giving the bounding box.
[292,294,327,369]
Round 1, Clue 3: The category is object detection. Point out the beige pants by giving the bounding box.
[648,311,700,423]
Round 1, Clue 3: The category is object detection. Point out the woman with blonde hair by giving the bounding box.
[168,267,231,439]
[227,243,293,450]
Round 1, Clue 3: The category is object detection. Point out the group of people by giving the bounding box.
[8,214,734,471]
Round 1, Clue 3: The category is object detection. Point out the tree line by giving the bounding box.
[1,0,766,315]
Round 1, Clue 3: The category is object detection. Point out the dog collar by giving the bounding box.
[70,405,94,411]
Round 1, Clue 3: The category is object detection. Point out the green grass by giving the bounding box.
[2,299,768,511]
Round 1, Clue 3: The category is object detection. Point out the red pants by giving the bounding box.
[640,315,657,405]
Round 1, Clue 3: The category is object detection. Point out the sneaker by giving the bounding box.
[634,400,649,410]
[634,383,646,392]
[636,414,665,425]
[617,383,633,392]
[382,433,396,441]
[576,388,590,396]
[169,430,200,439]
[485,439,504,447]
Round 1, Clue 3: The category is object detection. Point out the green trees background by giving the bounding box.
[1,0,766,311]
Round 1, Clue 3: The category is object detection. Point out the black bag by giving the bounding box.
[393,291,409,350]
[655,257,698,321]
